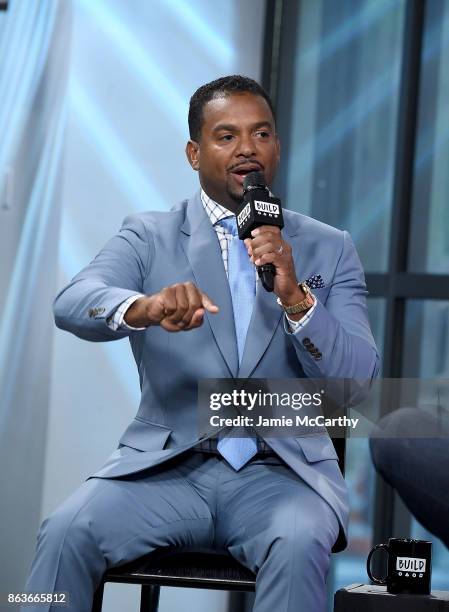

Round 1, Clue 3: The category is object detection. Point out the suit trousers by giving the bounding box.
[23,448,339,612]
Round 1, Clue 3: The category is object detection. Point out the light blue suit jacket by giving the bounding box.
[54,191,380,552]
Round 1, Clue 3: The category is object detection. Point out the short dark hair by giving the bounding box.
[188,75,275,142]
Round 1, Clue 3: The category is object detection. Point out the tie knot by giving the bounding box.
[217,216,238,236]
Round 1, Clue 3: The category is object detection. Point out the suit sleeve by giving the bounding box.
[53,214,153,341]
[286,230,380,386]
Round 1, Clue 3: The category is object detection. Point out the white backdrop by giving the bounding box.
[43,1,265,611]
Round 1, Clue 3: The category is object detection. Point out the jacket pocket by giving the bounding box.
[295,435,338,462]
[118,418,172,452]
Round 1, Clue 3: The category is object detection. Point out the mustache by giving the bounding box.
[227,160,264,172]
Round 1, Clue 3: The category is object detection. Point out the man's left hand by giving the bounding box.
[244,226,305,305]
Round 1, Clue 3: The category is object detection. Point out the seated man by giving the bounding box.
[23,75,379,612]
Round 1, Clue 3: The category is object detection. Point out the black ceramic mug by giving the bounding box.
[367,538,432,594]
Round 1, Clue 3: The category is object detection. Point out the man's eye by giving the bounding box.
[219,134,234,141]
[256,131,270,138]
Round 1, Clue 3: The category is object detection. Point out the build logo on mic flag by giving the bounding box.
[254,200,280,217]
[237,202,251,229]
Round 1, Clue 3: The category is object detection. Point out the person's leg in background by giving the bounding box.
[370,406,449,548]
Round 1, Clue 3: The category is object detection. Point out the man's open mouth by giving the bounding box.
[229,164,263,185]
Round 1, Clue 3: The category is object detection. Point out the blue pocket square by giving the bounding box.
[305,274,325,289]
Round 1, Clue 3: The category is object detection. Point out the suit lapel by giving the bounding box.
[180,192,239,377]
[238,213,300,379]
[237,280,282,379]
[180,194,302,380]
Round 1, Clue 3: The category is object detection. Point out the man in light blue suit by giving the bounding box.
[24,76,379,611]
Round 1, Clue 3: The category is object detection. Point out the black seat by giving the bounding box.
[91,549,256,612]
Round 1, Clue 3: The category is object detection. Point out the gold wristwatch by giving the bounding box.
[276,282,315,315]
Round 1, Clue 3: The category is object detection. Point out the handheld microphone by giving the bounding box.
[235,171,284,292]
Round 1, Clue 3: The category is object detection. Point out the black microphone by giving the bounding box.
[234,171,284,292]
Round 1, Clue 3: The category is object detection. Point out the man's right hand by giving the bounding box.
[124,282,219,332]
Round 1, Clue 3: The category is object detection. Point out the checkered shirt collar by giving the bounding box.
[200,189,234,226]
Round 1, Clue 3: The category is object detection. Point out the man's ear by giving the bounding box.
[185,140,200,171]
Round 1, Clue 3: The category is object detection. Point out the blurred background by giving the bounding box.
[0,0,448,611]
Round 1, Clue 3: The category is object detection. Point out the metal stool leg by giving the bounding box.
[140,584,160,612]
[91,581,105,612]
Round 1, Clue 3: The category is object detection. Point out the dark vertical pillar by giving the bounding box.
[372,0,426,573]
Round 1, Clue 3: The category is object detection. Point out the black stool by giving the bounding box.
[334,583,449,611]
[91,550,256,612]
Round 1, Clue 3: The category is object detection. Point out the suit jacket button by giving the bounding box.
[302,337,311,347]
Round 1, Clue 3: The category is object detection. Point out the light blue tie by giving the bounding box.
[216,217,258,470]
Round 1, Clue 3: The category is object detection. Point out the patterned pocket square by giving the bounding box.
[305,274,325,289]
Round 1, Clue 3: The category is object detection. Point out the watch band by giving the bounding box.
[276,282,315,314]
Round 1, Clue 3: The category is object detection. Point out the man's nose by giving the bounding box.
[235,133,255,157]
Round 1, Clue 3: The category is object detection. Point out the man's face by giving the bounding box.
[186,92,280,212]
